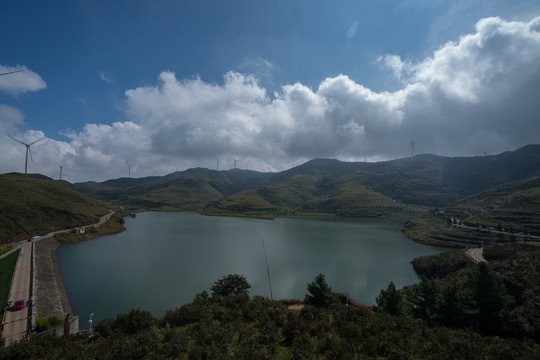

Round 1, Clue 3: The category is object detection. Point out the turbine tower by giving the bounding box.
[56,162,64,181]
[126,161,132,178]
[9,136,45,174]
[410,140,416,158]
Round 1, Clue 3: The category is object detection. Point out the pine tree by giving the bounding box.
[305,273,340,309]
[376,281,403,316]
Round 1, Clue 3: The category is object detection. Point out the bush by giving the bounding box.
[35,316,63,333]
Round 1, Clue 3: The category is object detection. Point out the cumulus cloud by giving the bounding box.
[0,65,46,95]
[0,105,24,136]
[1,16,540,182]
[378,54,410,81]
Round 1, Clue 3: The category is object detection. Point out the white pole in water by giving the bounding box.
[261,238,273,300]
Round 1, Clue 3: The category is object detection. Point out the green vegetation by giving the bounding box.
[0,173,110,242]
[404,244,540,340]
[35,316,64,333]
[304,273,341,309]
[0,250,20,313]
[375,281,404,317]
[210,274,251,297]
[53,213,125,244]
[1,267,538,359]
[0,246,14,256]
[64,145,540,230]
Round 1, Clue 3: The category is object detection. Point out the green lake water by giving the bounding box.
[56,212,447,326]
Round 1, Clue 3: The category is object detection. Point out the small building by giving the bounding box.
[71,228,85,234]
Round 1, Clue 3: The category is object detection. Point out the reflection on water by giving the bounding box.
[57,212,446,326]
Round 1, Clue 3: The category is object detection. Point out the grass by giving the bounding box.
[0,249,20,316]
[0,246,14,256]
[0,173,109,242]
[35,315,63,333]
[54,213,126,244]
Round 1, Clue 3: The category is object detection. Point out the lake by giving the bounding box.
[57,212,446,326]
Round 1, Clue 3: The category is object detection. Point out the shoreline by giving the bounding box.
[35,237,73,319]
[35,211,126,323]
[41,210,448,325]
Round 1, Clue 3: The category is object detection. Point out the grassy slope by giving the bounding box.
[445,177,540,234]
[0,173,109,242]
[66,144,540,225]
[0,250,20,314]
[402,177,540,247]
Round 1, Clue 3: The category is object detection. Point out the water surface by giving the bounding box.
[57,212,446,326]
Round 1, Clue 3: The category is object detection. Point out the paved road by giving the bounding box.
[466,247,487,263]
[1,209,115,344]
[2,241,32,344]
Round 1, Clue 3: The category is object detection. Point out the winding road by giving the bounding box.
[466,247,487,263]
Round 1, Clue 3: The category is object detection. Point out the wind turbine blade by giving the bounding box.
[29,147,33,162]
[8,136,29,146]
[29,137,45,146]
[0,69,25,76]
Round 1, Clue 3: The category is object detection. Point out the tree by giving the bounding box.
[210,274,251,297]
[305,273,340,309]
[436,281,472,328]
[375,281,403,316]
[107,308,156,335]
[469,262,515,334]
[413,277,438,324]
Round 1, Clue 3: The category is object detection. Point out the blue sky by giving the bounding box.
[1,0,540,181]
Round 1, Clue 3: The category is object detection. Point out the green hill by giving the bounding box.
[69,145,540,219]
[0,173,109,242]
[446,176,540,234]
[71,168,273,211]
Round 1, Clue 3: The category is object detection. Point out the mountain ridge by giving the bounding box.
[66,144,540,215]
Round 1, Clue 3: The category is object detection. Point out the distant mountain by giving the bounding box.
[68,145,540,216]
[0,173,109,242]
[71,168,273,211]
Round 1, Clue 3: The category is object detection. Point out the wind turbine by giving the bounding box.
[9,136,45,174]
[126,161,132,178]
[0,69,25,77]
[56,162,64,181]
[410,140,416,158]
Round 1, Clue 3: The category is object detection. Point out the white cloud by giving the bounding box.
[100,71,113,84]
[0,65,46,95]
[0,105,24,136]
[1,16,540,182]
[378,54,410,81]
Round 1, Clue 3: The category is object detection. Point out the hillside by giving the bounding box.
[445,176,540,234]
[202,162,414,218]
[401,176,540,247]
[0,173,110,242]
[70,145,540,218]
[71,168,272,211]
